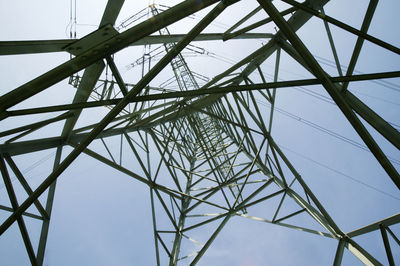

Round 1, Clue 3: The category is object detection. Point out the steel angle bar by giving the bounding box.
[150,188,161,266]
[269,144,289,187]
[169,160,196,265]
[0,120,151,156]
[256,67,273,101]
[0,39,75,55]
[0,112,73,138]
[321,7,343,77]
[36,146,62,266]
[265,47,280,159]
[341,0,378,92]
[105,56,128,96]
[153,188,180,232]
[347,213,400,238]
[0,33,272,56]
[257,0,400,189]
[273,208,307,223]
[247,89,268,131]
[272,191,287,222]
[100,137,117,164]
[156,232,173,258]
[344,238,383,266]
[238,213,333,238]
[379,224,395,266]
[344,92,400,150]
[124,133,151,179]
[99,0,125,27]
[0,136,64,156]
[60,60,105,138]
[181,213,228,239]
[133,32,273,45]
[0,205,43,220]
[204,39,278,88]
[224,6,262,35]
[6,99,121,116]
[119,134,123,165]
[333,238,346,266]
[228,95,260,153]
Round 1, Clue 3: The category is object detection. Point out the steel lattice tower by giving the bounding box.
[0,0,399,265]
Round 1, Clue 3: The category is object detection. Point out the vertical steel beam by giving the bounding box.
[36,147,62,266]
[379,224,395,266]
[321,8,343,77]
[105,55,129,96]
[150,188,161,266]
[341,0,378,92]
[169,159,195,266]
[333,238,345,266]
[100,0,125,27]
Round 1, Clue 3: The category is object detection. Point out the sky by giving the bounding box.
[0,0,399,265]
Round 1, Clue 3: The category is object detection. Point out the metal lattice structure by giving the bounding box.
[0,0,399,265]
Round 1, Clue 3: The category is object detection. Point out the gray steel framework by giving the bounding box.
[0,0,399,265]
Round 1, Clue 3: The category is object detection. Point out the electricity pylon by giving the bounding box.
[0,0,399,265]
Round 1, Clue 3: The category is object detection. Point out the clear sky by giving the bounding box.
[0,0,399,265]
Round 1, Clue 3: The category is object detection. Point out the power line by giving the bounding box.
[315,54,400,93]
[256,100,400,166]
[0,151,56,191]
[279,144,400,201]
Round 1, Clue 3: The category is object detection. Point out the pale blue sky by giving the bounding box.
[0,0,399,265]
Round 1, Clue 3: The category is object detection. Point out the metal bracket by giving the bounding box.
[63,24,119,56]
